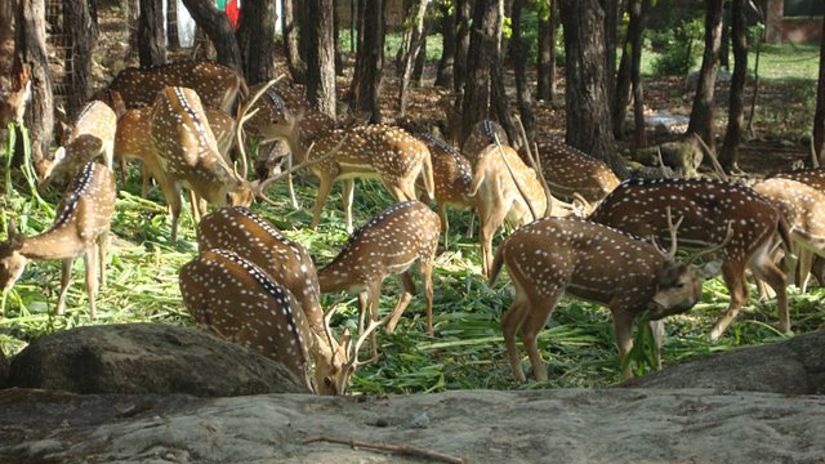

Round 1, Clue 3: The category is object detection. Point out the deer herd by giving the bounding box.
[1,60,823,394]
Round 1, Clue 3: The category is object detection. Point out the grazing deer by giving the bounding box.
[462,119,509,163]
[489,215,725,381]
[99,60,247,112]
[589,178,793,341]
[318,201,440,355]
[752,177,825,293]
[180,248,381,394]
[0,65,32,127]
[536,138,621,203]
[38,101,117,185]
[0,162,116,318]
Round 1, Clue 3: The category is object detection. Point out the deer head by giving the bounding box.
[0,220,27,292]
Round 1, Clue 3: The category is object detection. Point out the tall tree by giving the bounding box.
[305,0,337,116]
[453,0,471,98]
[559,0,627,176]
[14,0,53,167]
[435,1,456,87]
[398,0,428,116]
[126,0,139,61]
[64,0,93,115]
[686,0,724,147]
[167,0,181,50]
[602,0,619,107]
[1,0,15,47]
[237,0,278,84]
[510,0,535,145]
[181,0,242,70]
[537,0,559,102]
[282,0,306,82]
[138,0,166,67]
[334,0,343,75]
[349,0,384,122]
[460,0,500,144]
[612,0,647,144]
[814,17,825,165]
[719,0,747,171]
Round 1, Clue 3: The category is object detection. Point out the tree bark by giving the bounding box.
[630,2,647,148]
[0,0,14,47]
[510,0,535,147]
[64,0,94,115]
[720,0,730,71]
[815,17,825,165]
[126,0,139,61]
[237,0,278,84]
[719,0,747,171]
[559,0,627,176]
[166,0,180,50]
[536,0,559,102]
[305,0,337,117]
[282,0,306,82]
[612,0,645,141]
[460,0,500,145]
[602,0,618,108]
[686,0,724,148]
[435,1,455,87]
[334,0,343,75]
[412,28,426,85]
[138,0,166,67]
[181,0,242,70]
[398,0,428,116]
[349,0,384,122]
[453,0,471,99]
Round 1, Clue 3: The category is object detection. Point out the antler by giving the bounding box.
[514,114,554,218]
[688,220,734,264]
[651,206,684,259]
[235,75,285,180]
[693,133,730,182]
[322,302,343,353]
[349,318,384,368]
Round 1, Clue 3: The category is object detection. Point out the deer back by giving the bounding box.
[41,101,117,182]
[773,168,825,193]
[753,177,825,250]
[463,119,509,163]
[179,248,313,389]
[318,201,440,293]
[412,132,475,207]
[471,144,547,225]
[537,138,620,202]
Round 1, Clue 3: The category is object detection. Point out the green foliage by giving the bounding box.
[650,18,703,76]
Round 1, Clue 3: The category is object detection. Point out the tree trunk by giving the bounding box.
[460,0,500,145]
[334,0,343,75]
[126,0,139,61]
[453,0,471,99]
[435,2,455,87]
[138,0,166,67]
[237,0,278,84]
[64,0,93,115]
[686,0,724,148]
[167,0,180,50]
[398,0,427,116]
[283,0,305,82]
[612,0,645,141]
[720,1,730,71]
[602,0,618,108]
[559,0,626,177]
[815,17,825,165]
[298,0,310,65]
[89,0,99,36]
[537,1,556,102]
[14,0,53,166]
[412,28,426,85]
[510,0,535,147]
[305,0,337,117]
[349,0,384,122]
[1,0,15,47]
[719,0,747,171]
[630,1,647,148]
[181,0,242,70]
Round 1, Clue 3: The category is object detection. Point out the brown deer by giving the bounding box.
[38,100,117,185]
[462,119,509,163]
[318,201,440,356]
[589,178,793,341]
[180,248,381,394]
[489,215,726,381]
[0,162,116,318]
[0,65,32,127]
[99,60,247,112]
[535,137,621,203]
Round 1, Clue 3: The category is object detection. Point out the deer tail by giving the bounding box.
[488,242,507,287]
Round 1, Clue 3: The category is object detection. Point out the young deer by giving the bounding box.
[489,215,725,381]
[99,60,247,112]
[752,177,825,293]
[462,119,509,163]
[38,100,117,185]
[318,201,440,355]
[180,248,381,395]
[536,138,621,203]
[589,178,793,341]
[0,162,116,318]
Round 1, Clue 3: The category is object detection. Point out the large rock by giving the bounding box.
[1,388,824,463]
[7,323,307,396]
[628,330,825,394]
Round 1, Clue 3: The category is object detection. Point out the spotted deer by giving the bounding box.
[0,162,116,318]
[536,138,621,203]
[752,177,825,293]
[489,215,725,381]
[589,178,793,341]
[98,60,248,112]
[180,248,381,395]
[0,65,32,127]
[462,119,509,163]
[318,201,440,357]
[38,100,117,185]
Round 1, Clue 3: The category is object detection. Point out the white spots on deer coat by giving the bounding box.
[536,137,620,202]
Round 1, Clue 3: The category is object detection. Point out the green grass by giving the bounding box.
[2,126,824,394]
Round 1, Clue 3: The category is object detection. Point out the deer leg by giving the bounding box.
[118,153,128,186]
[366,281,382,359]
[709,261,749,342]
[97,231,109,288]
[386,271,415,334]
[649,319,666,370]
[421,260,434,336]
[751,254,790,335]
[466,211,475,239]
[612,308,636,381]
[188,189,201,223]
[84,248,98,319]
[501,295,530,382]
[341,179,355,233]
[311,175,334,229]
[797,248,813,294]
[519,287,564,382]
[286,153,299,210]
[479,203,508,277]
[437,203,450,249]
[357,291,369,334]
[168,183,183,243]
[56,258,74,316]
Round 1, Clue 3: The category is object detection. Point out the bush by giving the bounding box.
[650,18,703,76]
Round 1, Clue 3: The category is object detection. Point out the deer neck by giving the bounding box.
[318,263,361,294]
[19,226,86,261]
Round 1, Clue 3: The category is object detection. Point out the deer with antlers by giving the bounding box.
[0,162,116,318]
[318,201,440,357]
[589,178,793,341]
[462,119,510,163]
[180,248,381,394]
[489,214,725,381]
[535,138,621,203]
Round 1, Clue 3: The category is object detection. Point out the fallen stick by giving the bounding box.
[303,436,466,464]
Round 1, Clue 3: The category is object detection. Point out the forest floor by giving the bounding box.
[1,9,823,394]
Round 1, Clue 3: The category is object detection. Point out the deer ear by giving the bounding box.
[696,260,723,279]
